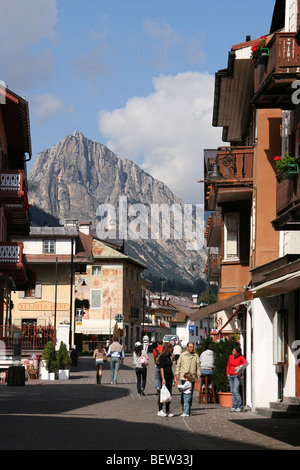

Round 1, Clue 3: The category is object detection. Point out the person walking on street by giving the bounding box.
[157,342,175,417]
[133,342,148,396]
[227,346,248,412]
[142,333,150,352]
[173,341,182,364]
[177,372,194,417]
[199,343,214,376]
[175,342,201,410]
[107,335,124,384]
[93,342,107,384]
[153,339,163,394]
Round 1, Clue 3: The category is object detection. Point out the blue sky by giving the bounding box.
[0,0,275,203]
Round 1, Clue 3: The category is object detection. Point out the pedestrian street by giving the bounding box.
[0,355,299,452]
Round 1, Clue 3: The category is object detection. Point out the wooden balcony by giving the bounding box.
[254,32,300,109]
[205,212,222,247]
[0,170,26,201]
[0,241,27,288]
[0,170,29,234]
[205,146,254,210]
[272,164,300,230]
[204,253,222,281]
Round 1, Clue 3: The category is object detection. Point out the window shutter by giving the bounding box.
[91,289,102,308]
[35,281,42,299]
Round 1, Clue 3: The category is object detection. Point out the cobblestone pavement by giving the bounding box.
[0,355,299,452]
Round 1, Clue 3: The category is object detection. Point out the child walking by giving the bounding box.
[177,372,194,417]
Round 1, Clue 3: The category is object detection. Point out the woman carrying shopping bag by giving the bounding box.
[157,342,174,417]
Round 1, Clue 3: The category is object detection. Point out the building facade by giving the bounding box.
[192,0,300,410]
[0,85,31,338]
[11,222,147,352]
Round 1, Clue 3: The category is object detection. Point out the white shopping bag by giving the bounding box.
[160,384,171,403]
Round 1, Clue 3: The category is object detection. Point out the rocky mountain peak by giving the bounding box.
[28,132,206,282]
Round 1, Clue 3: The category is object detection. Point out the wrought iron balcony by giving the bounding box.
[254,32,300,109]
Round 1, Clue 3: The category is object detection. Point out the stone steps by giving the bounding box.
[256,397,300,419]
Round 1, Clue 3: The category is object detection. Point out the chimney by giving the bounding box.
[192,294,198,304]
[78,220,92,235]
[64,218,77,228]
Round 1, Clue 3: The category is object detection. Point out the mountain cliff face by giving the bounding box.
[28,131,206,282]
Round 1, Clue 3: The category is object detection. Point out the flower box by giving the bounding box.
[257,48,269,64]
[282,164,299,180]
[251,36,269,65]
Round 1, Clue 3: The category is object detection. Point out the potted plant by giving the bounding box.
[56,341,72,380]
[274,154,298,180]
[27,365,38,380]
[42,341,57,380]
[250,36,269,65]
[212,336,239,407]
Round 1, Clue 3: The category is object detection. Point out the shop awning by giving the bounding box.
[251,270,300,298]
[189,291,252,321]
[75,319,118,335]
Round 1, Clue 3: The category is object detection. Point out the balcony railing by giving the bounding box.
[204,253,222,281]
[0,241,24,265]
[0,242,26,288]
[254,32,300,109]
[205,146,254,210]
[272,164,300,230]
[0,325,56,351]
[0,170,25,199]
[205,212,222,247]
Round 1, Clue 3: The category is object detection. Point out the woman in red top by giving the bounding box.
[226,347,248,412]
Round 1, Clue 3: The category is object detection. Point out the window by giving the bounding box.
[92,266,101,276]
[21,281,42,299]
[43,239,55,253]
[224,213,239,260]
[273,309,288,365]
[25,287,35,298]
[90,289,102,308]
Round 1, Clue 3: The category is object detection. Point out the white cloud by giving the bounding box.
[98,72,222,204]
[0,0,57,91]
[30,94,70,124]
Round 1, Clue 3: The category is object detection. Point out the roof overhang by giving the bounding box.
[251,270,300,298]
[213,49,254,143]
[0,86,32,158]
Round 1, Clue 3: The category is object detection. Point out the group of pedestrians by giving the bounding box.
[93,335,125,385]
[93,336,248,417]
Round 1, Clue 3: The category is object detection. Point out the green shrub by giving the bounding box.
[42,341,57,373]
[56,341,72,370]
[212,337,238,392]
